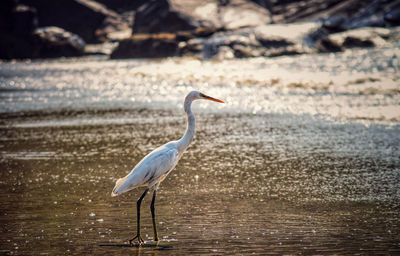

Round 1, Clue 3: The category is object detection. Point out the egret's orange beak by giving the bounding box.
[201,94,225,103]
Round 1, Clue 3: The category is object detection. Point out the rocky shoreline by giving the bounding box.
[1,0,399,60]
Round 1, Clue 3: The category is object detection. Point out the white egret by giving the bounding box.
[111,91,224,245]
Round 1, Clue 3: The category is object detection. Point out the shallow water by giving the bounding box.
[1,45,400,254]
[1,44,400,124]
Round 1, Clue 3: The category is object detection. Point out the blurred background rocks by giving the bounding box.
[1,0,399,59]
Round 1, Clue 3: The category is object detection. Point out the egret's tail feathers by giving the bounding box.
[111,176,128,197]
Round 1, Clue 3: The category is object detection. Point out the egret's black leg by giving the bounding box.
[150,189,159,241]
[129,188,149,245]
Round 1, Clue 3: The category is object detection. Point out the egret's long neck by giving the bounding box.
[177,98,196,154]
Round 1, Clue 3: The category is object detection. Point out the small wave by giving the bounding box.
[0,151,56,160]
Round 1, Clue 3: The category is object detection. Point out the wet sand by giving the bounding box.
[1,108,399,255]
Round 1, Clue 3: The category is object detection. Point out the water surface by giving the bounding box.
[1,44,400,254]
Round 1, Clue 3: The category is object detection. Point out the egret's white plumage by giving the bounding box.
[111,142,179,196]
[111,91,224,244]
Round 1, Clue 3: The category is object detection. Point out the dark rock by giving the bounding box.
[270,0,399,33]
[179,38,206,56]
[0,0,18,33]
[346,0,387,29]
[3,0,398,60]
[0,0,87,60]
[0,2,37,36]
[322,15,347,33]
[342,36,375,48]
[314,37,343,53]
[31,27,86,58]
[117,0,399,35]
[271,0,385,25]
[182,22,320,59]
[318,27,391,52]
[249,0,273,12]
[175,27,224,41]
[111,27,223,59]
[0,0,17,12]
[132,0,198,34]
[265,46,303,57]
[0,33,35,59]
[253,22,321,57]
[128,0,400,42]
[257,37,294,48]
[201,30,261,59]
[132,0,271,35]
[219,0,271,29]
[0,26,85,59]
[20,0,126,43]
[111,33,179,59]
[0,2,39,59]
[384,7,400,26]
[95,0,146,13]
[232,44,259,58]
[12,5,38,36]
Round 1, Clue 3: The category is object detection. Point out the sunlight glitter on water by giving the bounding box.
[1,47,400,254]
[1,108,399,255]
[1,46,399,125]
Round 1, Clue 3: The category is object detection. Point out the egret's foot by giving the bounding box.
[129,234,144,245]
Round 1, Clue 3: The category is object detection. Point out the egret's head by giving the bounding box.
[184,91,224,113]
[199,92,225,103]
[186,91,224,103]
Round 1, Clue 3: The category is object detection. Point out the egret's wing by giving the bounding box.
[111,143,179,196]
[138,144,179,185]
